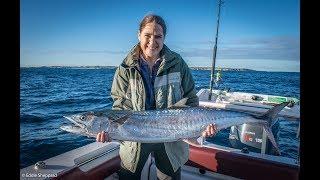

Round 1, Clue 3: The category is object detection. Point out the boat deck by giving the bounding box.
[20,141,299,180]
[105,164,243,180]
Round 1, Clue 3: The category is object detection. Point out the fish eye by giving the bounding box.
[80,116,85,120]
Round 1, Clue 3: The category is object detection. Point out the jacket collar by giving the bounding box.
[121,43,179,71]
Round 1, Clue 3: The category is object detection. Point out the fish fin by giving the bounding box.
[183,136,204,147]
[263,125,281,155]
[255,102,289,125]
[107,112,131,125]
[168,98,190,109]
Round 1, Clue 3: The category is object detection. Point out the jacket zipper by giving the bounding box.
[132,66,146,110]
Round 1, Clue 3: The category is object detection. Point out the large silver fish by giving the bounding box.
[61,98,289,154]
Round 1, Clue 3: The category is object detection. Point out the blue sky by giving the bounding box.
[20,0,300,72]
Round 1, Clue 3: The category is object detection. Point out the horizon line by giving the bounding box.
[19,65,300,73]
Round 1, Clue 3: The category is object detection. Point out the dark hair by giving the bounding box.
[139,14,167,36]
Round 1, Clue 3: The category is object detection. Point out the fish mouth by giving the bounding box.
[60,125,96,138]
[63,115,86,129]
[60,125,86,134]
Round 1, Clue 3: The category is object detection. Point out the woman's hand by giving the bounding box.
[96,131,111,143]
[202,124,218,137]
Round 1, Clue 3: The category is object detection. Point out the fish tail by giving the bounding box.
[254,101,289,126]
[253,102,289,155]
[262,124,281,155]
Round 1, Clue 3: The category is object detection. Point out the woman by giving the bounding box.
[97,14,217,180]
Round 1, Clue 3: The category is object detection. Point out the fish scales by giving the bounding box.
[108,108,256,142]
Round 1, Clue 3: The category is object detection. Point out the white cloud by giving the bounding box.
[172,36,300,61]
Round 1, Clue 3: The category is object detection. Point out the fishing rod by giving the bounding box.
[208,0,224,101]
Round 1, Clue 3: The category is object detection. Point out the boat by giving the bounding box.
[20,89,300,180]
[198,89,300,120]
[20,0,300,179]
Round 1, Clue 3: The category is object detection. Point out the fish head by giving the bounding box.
[62,111,110,137]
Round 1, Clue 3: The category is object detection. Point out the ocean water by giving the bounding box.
[20,67,300,168]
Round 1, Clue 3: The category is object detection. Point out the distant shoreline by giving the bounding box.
[189,67,254,71]
[20,66,300,72]
[20,66,255,71]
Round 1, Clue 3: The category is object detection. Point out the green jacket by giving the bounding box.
[110,43,199,173]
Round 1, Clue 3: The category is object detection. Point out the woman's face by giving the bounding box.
[138,22,164,61]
